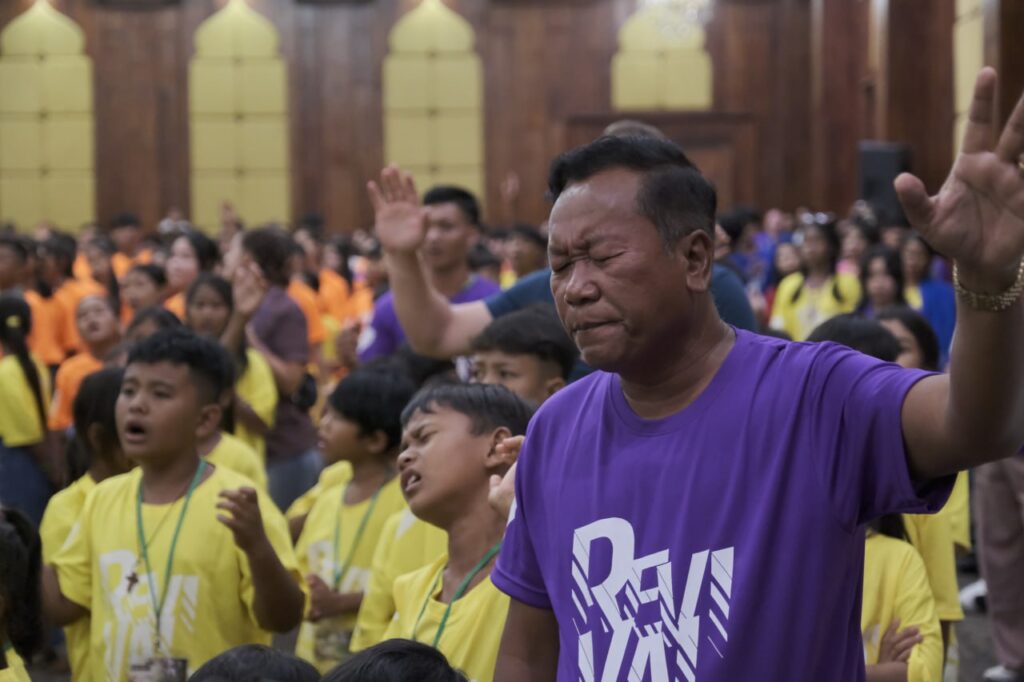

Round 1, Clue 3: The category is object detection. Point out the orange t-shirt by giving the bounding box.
[54,278,106,353]
[343,283,375,324]
[49,352,104,431]
[111,248,153,280]
[165,292,186,320]
[317,269,352,322]
[288,279,326,346]
[25,290,70,367]
[72,253,92,281]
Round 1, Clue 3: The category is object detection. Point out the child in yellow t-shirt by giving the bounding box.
[0,296,55,526]
[384,383,534,682]
[294,367,417,672]
[40,367,134,682]
[0,507,42,682]
[42,328,306,682]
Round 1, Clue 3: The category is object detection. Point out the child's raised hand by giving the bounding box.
[232,261,267,321]
[489,461,517,521]
[876,618,921,664]
[217,487,268,554]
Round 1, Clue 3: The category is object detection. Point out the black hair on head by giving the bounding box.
[42,231,77,277]
[0,296,47,437]
[127,327,232,405]
[547,135,716,246]
[129,263,167,288]
[869,514,908,542]
[127,306,182,337]
[875,306,941,372]
[509,224,547,250]
[296,214,325,242]
[110,213,140,230]
[321,639,469,682]
[0,235,29,263]
[807,314,901,363]
[471,304,578,381]
[0,507,43,661]
[69,367,125,480]
[189,644,319,682]
[423,186,480,227]
[328,366,418,452]
[858,245,906,311]
[85,234,117,256]
[718,206,762,245]
[242,227,294,287]
[381,346,458,390]
[467,243,501,271]
[177,230,220,273]
[187,273,232,310]
[401,382,534,437]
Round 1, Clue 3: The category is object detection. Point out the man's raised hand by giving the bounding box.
[367,165,428,255]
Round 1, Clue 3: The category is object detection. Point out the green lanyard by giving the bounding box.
[330,484,383,590]
[135,460,207,649]
[411,541,502,648]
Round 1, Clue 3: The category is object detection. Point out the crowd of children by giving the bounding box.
[0,140,1015,682]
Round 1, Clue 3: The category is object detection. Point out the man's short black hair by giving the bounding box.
[189,644,319,682]
[401,382,534,437]
[41,232,77,277]
[471,305,577,380]
[321,639,469,682]
[468,243,501,271]
[127,327,232,404]
[547,135,717,246]
[509,224,547,250]
[328,366,418,452]
[242,227,294,287]
[129,263,167,288]
[0,234,29,263]
[110,212,140,230]
[423,186,480,227]
[296,214,325,242]
[807,314,900,363]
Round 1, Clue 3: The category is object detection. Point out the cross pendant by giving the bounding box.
[126,571,139,592]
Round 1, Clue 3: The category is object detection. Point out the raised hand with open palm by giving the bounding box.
[367,165,428,255]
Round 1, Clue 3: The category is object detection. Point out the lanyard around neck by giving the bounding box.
[411,541,502,648]
[135,460,207,648]
[330,482,384,590]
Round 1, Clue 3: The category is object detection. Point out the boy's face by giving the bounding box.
[317,405,376,466]
[111,225,140,254]
[397,406,498,527]
[116,361,218,466]
[0,246,22,289]
[77,296,120,349]
[470,351,564,405]
[123,270,162,310]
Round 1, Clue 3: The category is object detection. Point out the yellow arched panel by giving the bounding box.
[0,1,94,230]
[384,0,484,203]
[190,0,289,231]
[611,6,713,111]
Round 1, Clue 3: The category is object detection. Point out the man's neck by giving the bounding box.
[428,264,471,298]
[619,309,734,421]
[442,494,506,596]
[140,451,205,504]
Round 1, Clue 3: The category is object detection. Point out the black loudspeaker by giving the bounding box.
[859,141,911,227]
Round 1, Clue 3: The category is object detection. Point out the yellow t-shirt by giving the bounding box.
[862,533,943,682]
[770,272,862,340]
[234,349,277,463]
[937,471,971,552]
[286,461,353,522]
[294,476,406,672]
[205,432,268,493]
[53,464,304,682]
[384,554,510,682]
[351,508,448,652]
[0,354,52,447]
[905,285,924,311]
[902,513,964,622]
[0,645,30,682]
[40,473,98,682]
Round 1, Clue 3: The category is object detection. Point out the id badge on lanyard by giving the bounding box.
[128,656,188,682]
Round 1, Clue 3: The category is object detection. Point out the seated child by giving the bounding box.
[189,644,318,682]
[39,367,133,681]
[0,507,43,682]
[43,328,305,681]
[293,367,417,672]
[125,306,182,345]
[323,639,469,682]
[122,264,167,324]
[382,383,533,682]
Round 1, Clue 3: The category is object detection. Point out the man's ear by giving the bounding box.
[485,426,514,471]
[362,429,390,457]
[196,402,223,442]
[676,230,715,294]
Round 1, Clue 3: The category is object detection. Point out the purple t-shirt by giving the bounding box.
[493,330,954,682]
[357,275,501,363]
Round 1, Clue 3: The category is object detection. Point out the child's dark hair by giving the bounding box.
[858,245,905,312]
[127,327,233,405]
[423,186,480,227]
[110,212,140,231]
[806,314,900,364]
[188,644,319,682]
[470,305,577,380]
[0,235,29,264]
[177,230,220,273]
[328,367,418,453]
[401,383,535,437]
[41,231,78,279]
[0,507,43,662]
[0,296,47,438]
[84,235,122,309]
[187,274,248,373]
[321,639,469,682]
[791,220,844,304]
[129,263,167,289]
[876,306,941,372]
[127,306,182,337]
[385,346,457,389]
[242,227,295,287]
[68,367,125,482]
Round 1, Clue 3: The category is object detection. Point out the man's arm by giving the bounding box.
[896,69,1024,478]
[369,167,494,358]
[494,599,560,682]
[41,565,87,627]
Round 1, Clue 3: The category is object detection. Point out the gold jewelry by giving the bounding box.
[953,259,1024,312]
[1018,155,1024,174]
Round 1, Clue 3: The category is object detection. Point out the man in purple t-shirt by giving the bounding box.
[357,185,500,363]
[471,70,1024,681]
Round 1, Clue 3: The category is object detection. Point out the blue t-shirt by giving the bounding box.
[493,330,953,681]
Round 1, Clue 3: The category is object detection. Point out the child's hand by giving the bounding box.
[489,461,517,521]
[306,573,333,622]
[233,261,267,321]
[217,487,269,554]
[876,618,921,664]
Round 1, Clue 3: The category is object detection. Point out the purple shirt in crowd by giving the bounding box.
[357,275,500,363]
[493,330,954,682]
[251,287,317,462]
